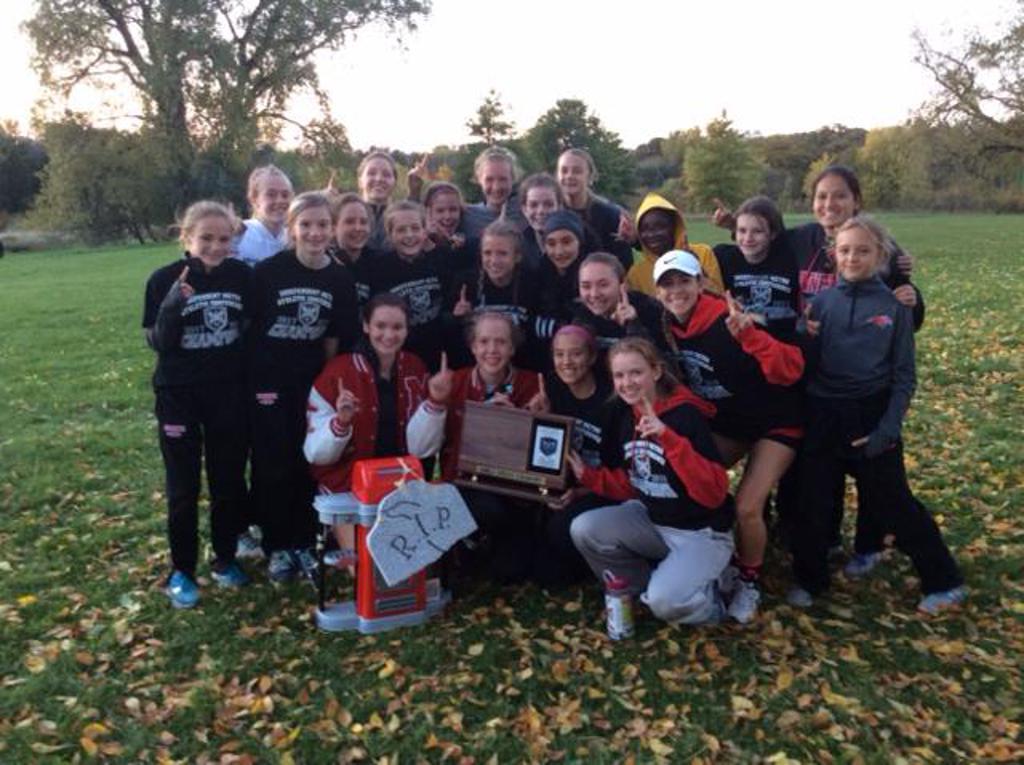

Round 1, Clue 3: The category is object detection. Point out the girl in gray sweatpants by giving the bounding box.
[569,338,735,626]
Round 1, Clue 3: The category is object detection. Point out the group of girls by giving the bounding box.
[144,147,964,624]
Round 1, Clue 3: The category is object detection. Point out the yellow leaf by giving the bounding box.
[838,645,868,665]
[82,723,109,739]
[24,655,46,674]
[80,737,98,756]
[468,643,484,657]
[258,675,273,693]
[517,667,534,680]
[648,738,673,756]
[378,659,397,679]
[931,640,966,657]
[731,695,755,712]
[775,668,793,691]
[280,753,296,765]
[17,595,37,606]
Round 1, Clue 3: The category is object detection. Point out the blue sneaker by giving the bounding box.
[918,586,967,615]
[165,571,200,609]
[267,550,297,582]
[211,562,250,588]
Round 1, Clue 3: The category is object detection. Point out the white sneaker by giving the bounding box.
[718,564,740,600]
[727,579,761,624]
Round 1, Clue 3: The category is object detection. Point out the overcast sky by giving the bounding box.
[2,0,1014,149]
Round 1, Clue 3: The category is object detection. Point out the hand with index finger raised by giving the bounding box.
[427,352,453,405]
[525,372,550,413]
[176,265,194,300]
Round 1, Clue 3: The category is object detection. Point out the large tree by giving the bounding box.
[684,114,761,210]
[523,98,633,200]
[914,2,1024,154]
[26,0,430,204]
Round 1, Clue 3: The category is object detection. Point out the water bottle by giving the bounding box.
[603,570,634,640]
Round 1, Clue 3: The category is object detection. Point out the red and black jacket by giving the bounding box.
[578,387,734,531]
[662,293,805,440]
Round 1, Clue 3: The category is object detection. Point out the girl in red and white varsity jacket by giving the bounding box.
[304,293,431,493]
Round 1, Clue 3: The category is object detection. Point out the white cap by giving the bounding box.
[653,249,702,284]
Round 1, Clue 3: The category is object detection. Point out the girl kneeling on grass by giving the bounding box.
[143,201,255,608]
[569,338,735,626]
[789,216,965,614]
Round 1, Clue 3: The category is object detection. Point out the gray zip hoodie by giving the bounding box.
[807,275,915,457]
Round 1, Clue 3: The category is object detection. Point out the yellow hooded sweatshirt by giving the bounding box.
[626,192,723,296]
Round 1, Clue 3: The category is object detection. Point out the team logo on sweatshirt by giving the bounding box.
[749,282,772,312]
[866,314,894,329]
[298,300,321,326]
[203,305,228,332]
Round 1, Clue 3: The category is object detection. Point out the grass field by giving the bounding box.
[0,214,1021,763]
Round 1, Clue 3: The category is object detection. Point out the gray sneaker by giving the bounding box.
[727,579,761,624]
[786,587,814,608]
[236,530,265,561]
[843,552,882,579]
[267,550,297,582]
[291,548,319,581]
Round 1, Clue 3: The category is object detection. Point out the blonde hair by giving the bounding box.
[285,192,334,235]
[179,200,238,248]
[473,147,521,184]
[357,151,397,188]
[557,148,598,187]
[246,165,292,202]
[607,337,679,399]
[836,214,895,259]
[383,200,427,236]
[466,310,523,351]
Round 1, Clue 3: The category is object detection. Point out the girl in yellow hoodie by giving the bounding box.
[626,192,723,296]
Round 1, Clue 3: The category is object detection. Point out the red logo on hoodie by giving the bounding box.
[866,315,894,329]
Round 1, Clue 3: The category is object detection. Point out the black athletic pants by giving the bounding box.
[249,381,316,553]
[792,393,963,596]
[156,383,247,577]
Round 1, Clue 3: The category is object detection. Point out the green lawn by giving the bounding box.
[0,215,1021,763]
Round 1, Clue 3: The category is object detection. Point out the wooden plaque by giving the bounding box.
[455,401,575,503]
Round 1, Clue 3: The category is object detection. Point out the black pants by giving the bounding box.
[250,381,316,553]
[156,383,247,577]
[792,393,962,596]
[533,494,603,589]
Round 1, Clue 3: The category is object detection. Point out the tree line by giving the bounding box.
[3,0,1022,244]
